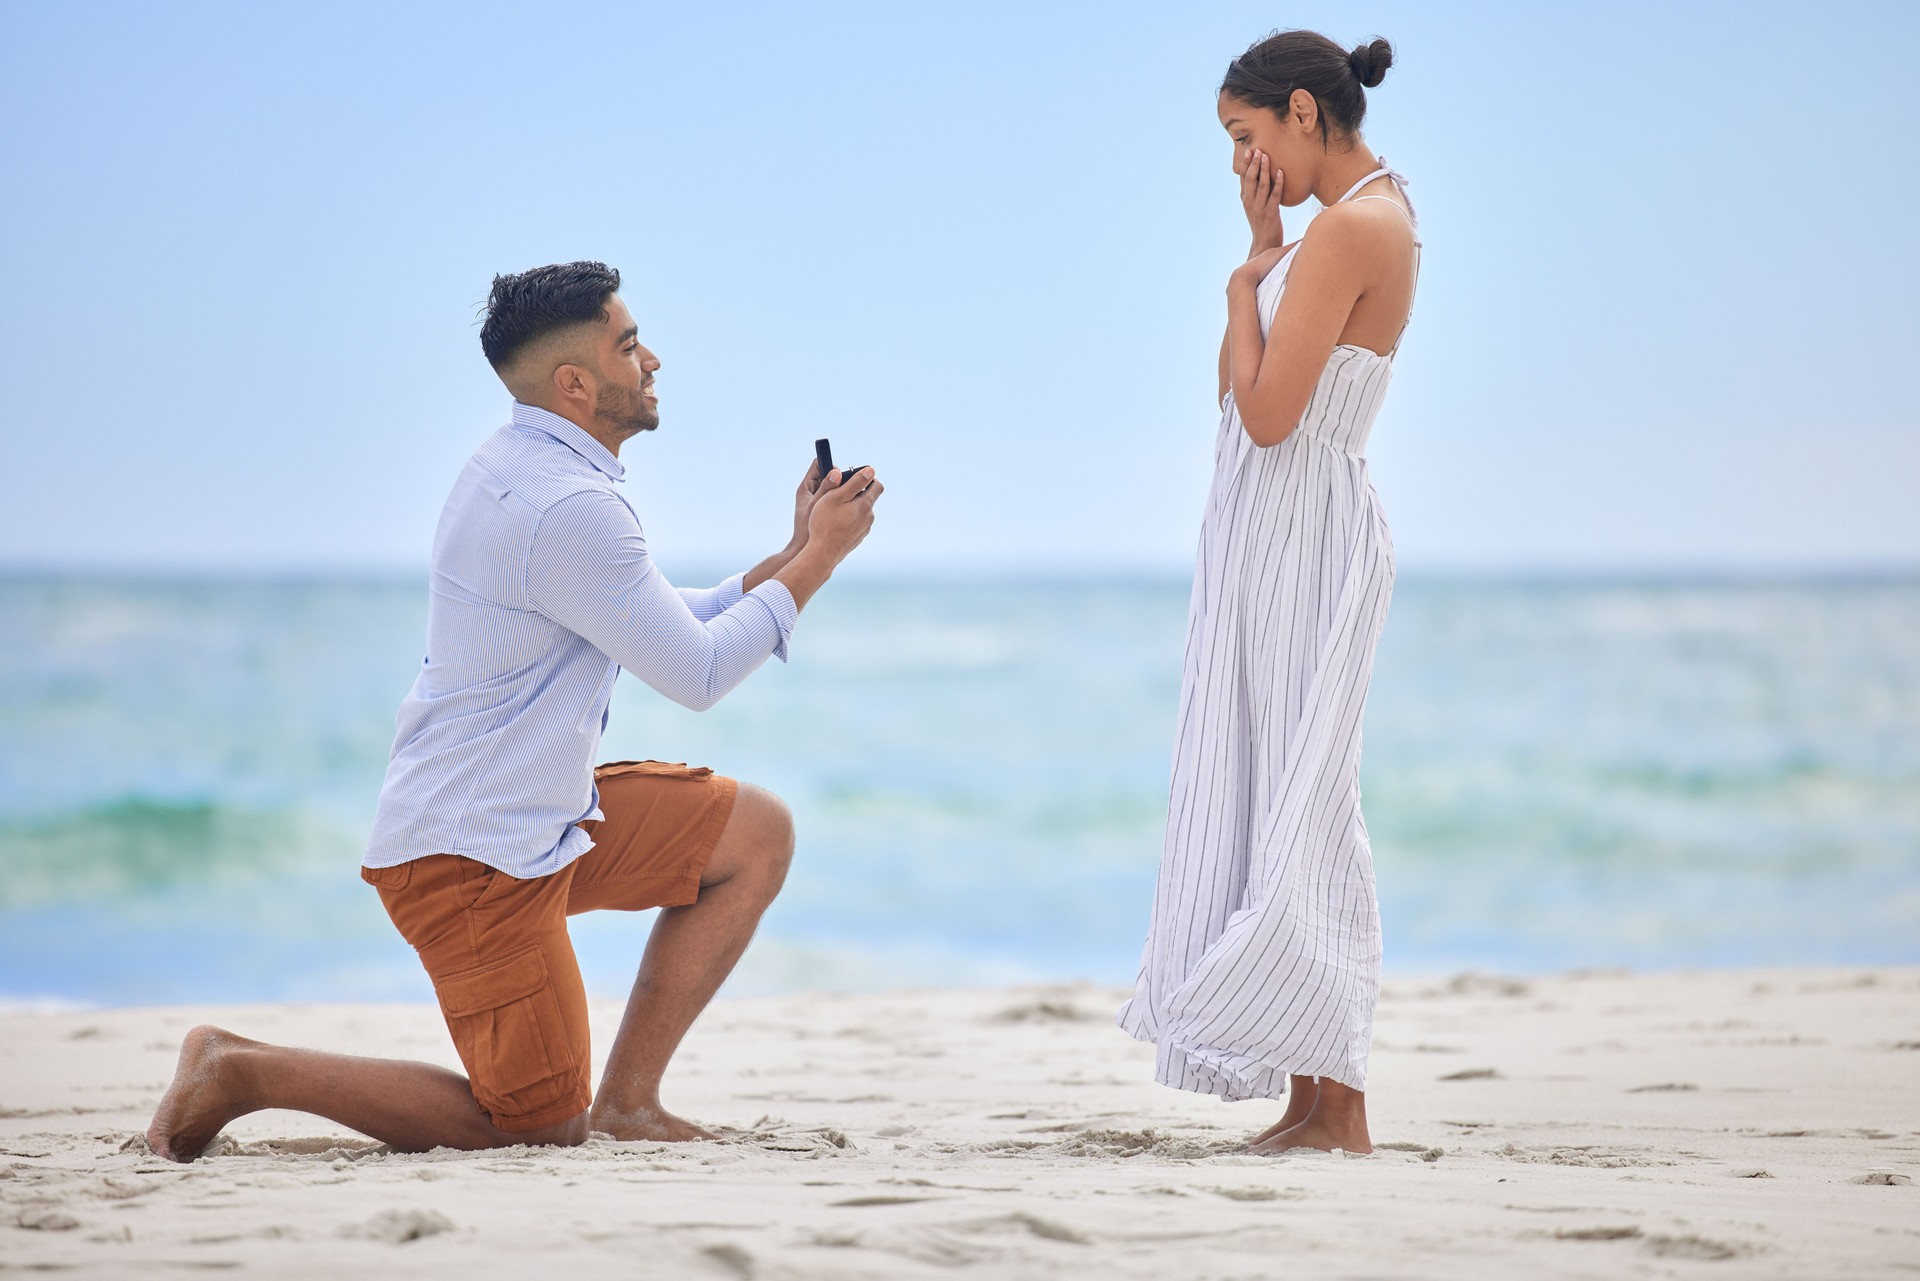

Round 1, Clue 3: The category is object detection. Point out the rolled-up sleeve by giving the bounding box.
[526,491,794,711]
[743,578,797,662]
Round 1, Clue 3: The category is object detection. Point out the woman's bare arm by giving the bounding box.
[1226,208,1383,447]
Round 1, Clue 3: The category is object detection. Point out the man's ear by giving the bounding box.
[551,361,592,406]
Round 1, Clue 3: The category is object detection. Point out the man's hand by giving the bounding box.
[745,458,836,591]
[790,459,830,550]
[806,469,882,561]
[767,468,883,611]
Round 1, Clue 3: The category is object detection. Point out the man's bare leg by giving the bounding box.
[1248,1075,1319,1147]
[1248,1076,1372,1154]
[589,783,794,1141]
[147,1027,586,1162]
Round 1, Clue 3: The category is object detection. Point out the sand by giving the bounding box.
[2,968,1916,1278]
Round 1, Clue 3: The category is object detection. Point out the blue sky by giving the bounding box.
[2,0,1915,576]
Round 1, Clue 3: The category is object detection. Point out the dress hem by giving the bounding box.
[1115,1005,1368,1098]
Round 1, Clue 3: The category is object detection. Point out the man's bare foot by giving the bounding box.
[147,1026,256,1162]
[589,1101,716,1143]
[1249,1075,1319,1147]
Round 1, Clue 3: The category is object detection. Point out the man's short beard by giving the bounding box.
[594,383,658,437]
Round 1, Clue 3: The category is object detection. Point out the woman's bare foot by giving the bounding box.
[1250,1115,1374,1154]
[1249,1074,1319,1147]
[589,1100,716,1142]
[1249,1077,1372,1155]
[147,1026,258,1162]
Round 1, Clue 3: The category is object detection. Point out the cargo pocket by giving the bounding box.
[361,862,412,890]
[595,759,714,779]
[434,945,579,1121]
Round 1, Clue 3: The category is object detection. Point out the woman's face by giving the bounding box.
[1218,91,1319,208]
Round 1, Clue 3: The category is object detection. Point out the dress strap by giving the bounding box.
[1334,159,1420,244]
[1334,167,1394,203]
[1388,243,1422,358]
[1348,194,1416,229]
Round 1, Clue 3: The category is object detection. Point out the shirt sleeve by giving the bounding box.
[526,491,796,712]
[677,572,746,622]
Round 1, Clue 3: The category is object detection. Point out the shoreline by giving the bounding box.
[3,967,1916,1277]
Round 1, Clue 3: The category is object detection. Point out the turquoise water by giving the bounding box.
[2,573,1916,1006]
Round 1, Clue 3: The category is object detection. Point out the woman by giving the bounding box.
[1117,30,1419,1155]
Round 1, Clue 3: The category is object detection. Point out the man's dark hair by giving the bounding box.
[479,261,622,372]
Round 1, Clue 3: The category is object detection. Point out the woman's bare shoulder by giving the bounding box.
[1291,199,1413,279]
[1305,197,1412,247]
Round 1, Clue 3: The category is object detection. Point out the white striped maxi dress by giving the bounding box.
[1117,165,1419,1098]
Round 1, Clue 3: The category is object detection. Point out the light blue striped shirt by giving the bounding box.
[363,402,797,877]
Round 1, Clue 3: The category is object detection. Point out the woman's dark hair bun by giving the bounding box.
[1348,38,1393,89]
[1222,29,1392,142]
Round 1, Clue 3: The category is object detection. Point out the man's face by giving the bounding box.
[590,294,661,438]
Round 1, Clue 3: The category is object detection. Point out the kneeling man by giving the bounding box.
[149,261,881,1158]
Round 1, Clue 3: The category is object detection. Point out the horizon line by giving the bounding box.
[4,562,1918,589]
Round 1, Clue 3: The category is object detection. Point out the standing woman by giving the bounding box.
[1117,30,1419,1155]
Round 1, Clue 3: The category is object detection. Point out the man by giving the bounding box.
[147,261,881,1158]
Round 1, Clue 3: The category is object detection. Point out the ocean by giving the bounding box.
[2,573,1916,1008]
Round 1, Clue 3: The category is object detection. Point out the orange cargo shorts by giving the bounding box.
[360,760,737,1132]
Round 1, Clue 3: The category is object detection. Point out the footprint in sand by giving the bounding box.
[1054,1129,1239,1161]
[13,1207,82,1231]
[957,1212,1090,1245]
[700,1242,754,1279]
[1438,974,1531,998]
[239,1136,390,1159]
[1377,1141,1445,1162]
[1208,1186,1308,1201]
[344,1209,454,1243]
[1495,1143,1671,1169]
[1644,1233,1744,1260]
[989,1001,1094,1024]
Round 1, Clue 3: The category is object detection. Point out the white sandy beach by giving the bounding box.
[2,968,1916,1278]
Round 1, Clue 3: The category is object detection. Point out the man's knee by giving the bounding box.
[735,783,794,883]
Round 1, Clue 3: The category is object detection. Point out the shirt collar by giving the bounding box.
[509,402,626,481]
